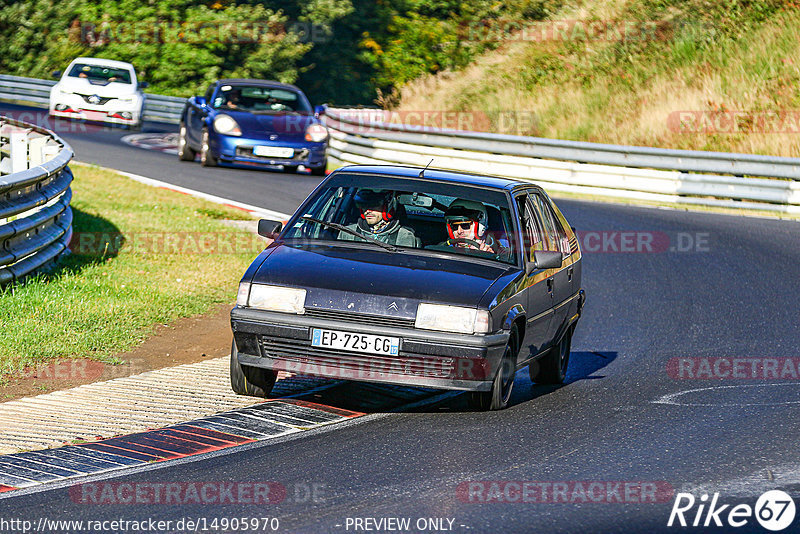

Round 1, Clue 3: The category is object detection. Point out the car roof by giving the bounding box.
[335,165,533,191]
[216,79,304,92]
[70,57,135,70]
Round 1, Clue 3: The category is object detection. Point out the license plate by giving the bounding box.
[253,145,294,158]
[312,328,399,356]
[83,110,107,120]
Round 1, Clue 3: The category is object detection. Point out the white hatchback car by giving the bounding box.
[49,57,146,127]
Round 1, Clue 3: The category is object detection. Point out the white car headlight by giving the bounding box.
[304,123,328,142]
[214,114,242,136]
[415,303,490,334]
[243,283,306,314]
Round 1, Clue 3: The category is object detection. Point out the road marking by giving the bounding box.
[654,382,800,407]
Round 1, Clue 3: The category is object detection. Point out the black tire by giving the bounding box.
[200,128,217,167]
[284,165,298,174]
[468,325,518,411]
[310,164,327,176]
[177,123,196,161]
[230,340,277,397]
[530,326,572,384]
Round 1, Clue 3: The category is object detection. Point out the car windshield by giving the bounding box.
[282,173,519,265]
[211,84,311,114]
[68,63,132,84]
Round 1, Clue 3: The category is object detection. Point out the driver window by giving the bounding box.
[532,193,570,255]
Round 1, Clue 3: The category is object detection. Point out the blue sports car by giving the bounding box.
[178,79,328,175]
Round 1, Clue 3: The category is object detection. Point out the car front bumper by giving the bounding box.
[231,307,510,392]
[213,134,327,169]
[49,95,141,124]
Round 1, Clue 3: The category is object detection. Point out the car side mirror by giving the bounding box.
[139,81,150,89]
[532,250,562,270]
[314,105,325,118]
[194,96,207,108]
[51,70,62,79]
[258,219,283,238]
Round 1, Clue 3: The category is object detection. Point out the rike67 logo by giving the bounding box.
[668,490,796,531]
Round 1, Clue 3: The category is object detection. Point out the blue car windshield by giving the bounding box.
[212,85,311,114]
[282,174,519,265]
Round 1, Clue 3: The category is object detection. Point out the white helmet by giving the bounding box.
[445,199,488,239]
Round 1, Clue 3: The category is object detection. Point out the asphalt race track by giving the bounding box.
[2,102,800,533]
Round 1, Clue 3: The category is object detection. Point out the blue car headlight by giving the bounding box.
[305,123,328,143]
[213,114,242,136]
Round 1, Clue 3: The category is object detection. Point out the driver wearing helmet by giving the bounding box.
[443,199,496,253]
[339,189,419,247]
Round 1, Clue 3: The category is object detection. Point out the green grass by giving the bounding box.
[398,1,800,157]
[0,165,264,381]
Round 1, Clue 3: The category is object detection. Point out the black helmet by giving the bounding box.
[354,189,396,221]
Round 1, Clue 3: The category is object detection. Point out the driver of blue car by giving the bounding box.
[444,199,497,253]
[338,189,419,247]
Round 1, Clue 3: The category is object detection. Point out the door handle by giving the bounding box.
[547,278,553,293]
[567,267,574,282]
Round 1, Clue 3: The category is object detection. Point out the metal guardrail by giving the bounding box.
[0,74,184,124]
[0,116,73,284]
[323,108,800,214]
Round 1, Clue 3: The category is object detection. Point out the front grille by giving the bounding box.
[259,337,454,379]
[304,308,415,329]
[76,94,113,105]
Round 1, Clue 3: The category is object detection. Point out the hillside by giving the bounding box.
[396,0,800,157]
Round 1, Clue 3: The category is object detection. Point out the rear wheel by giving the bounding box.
[530,326,573,384]
[177,123,196,161]
[200,128,217,167]
[468,326,518,411]
[230,340,277,397]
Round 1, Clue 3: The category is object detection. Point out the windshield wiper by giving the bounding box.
[299,216,399,252]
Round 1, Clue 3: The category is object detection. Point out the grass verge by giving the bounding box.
[0,164,263,382]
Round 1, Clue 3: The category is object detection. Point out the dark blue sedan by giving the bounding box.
[178,78,328,175]
[230,165,585,410]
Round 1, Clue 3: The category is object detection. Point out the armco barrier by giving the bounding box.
[0,74,184,124]
[0,116,73,284]
[2,75,799,212]
[322,108,800,214]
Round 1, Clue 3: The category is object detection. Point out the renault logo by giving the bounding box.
[269,134,278,141]
[88,94,101,104]
[387,302,398,311]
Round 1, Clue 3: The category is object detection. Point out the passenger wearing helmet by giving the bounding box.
[339,189,419,247]
[443,199,496,253]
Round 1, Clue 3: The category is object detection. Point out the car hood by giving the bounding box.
[56,78,139,98]
[251,243,510,318]
[223,111,316,141]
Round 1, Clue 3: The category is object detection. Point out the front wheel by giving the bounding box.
[230,340,277,397]
[200,129,217,167]
[468,325,518,411]
[530,326,572,384]
[177,123,196,161]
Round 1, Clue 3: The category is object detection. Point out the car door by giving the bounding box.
[513,192,554,364]
[529,190,574,343]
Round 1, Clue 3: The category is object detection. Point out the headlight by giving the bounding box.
[304,123,328,142]
[415,303,490,334]
[245,283,306,314]
[214,114,242,136]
